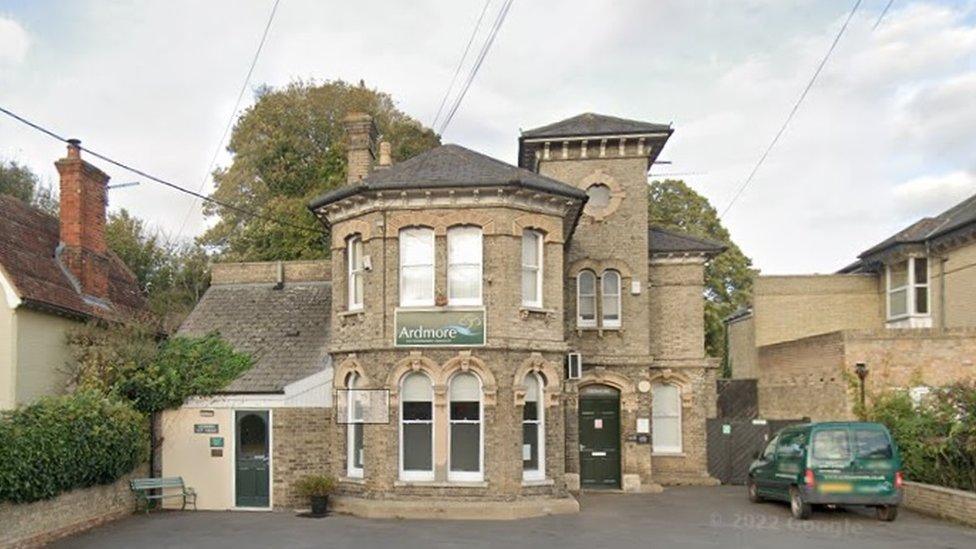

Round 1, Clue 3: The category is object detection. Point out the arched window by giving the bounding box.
[522,373,545,481]
[652,383,682,454]
[399,227,435,307]
[400,372,434,481]
[602,270,621,328]
[447,226,483,306]
[346,372,364,478]
[577,270,597,327]
[449,372,483,481]
[347,235,364,310]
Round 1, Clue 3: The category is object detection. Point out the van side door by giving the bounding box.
[772,430,807,498]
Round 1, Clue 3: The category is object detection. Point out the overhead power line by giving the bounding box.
[720,0,862,219]
[431,0,493,130]
[873,0,896,30]
[0,104,328,236]
[174,0,282,241]
[438,0,515,135]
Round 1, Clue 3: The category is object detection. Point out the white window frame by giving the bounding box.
[346,372,364,478]
[399,372,435,482]
[521,230,544,308]
[448,372,484,483]
[522,372,546,482]
[447,226,483,306]
[886,256,929,321]
[601,270,622,329]
[652,383,682,454]
[399,227,435,307]
[347,235,364,311]
[577,270,597,328]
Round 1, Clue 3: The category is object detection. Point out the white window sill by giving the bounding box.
[394,480,488,488]
[885,315,932,328]
[521,478,554,487]
[652,451,685,457]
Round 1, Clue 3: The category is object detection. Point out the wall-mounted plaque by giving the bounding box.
[194,423,219,434]
[394,308,485,347]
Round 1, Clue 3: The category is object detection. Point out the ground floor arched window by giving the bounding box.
[346,372,364,478]
[400,372,434,481]
[449,372,483,482]
[522,372,545,481]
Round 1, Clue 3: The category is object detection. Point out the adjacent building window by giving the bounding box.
[346,372,364,478]
[601,270,621,328]
[886,257,928,320]
[449,372,483,482]
[652,383,682,454]
[399,227,435,307]
[347,235,364,310]
[521,230,544,307]
[522,373,545,481]
[400,372,434,481]
[577,270,597,327]
[447,226,483,306]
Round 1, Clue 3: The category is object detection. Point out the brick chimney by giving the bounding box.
[343,112,377,184]
[54,139,111,302]
[376,140,392,170]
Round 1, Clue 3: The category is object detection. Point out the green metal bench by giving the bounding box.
[130,477,197,512]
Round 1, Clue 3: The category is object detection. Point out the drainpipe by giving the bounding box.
[940,255,947,330]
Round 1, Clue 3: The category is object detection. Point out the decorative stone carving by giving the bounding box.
[513,353,562,407]
[647,368,694,408]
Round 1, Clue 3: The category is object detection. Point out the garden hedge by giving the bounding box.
[0,390,148,504]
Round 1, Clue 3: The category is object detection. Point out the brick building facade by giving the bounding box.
[163,112,725,518]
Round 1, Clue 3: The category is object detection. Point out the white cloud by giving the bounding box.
[892,170,976,218]
[0,16,29,66]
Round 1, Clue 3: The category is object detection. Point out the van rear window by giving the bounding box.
[812,429,850,461]
[854,429,892,459]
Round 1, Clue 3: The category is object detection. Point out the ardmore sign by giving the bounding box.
[394,308,486,347]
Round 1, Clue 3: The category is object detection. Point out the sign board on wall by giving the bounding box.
[394,308,485,347]
[194,424,219,434]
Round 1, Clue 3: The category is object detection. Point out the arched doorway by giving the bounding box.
[235,410,270,507]
[579,385,621,489]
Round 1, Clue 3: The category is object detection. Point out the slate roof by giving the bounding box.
[648,226,727,256]
[177,281,332,393]
[309,144,586,210]
[0,194,146,320]
[858,192,976,259]
[521,113,671,139]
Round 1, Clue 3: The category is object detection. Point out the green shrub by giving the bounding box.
[869,381,976,492]
[294,474,337,498]
[0,390,148,504]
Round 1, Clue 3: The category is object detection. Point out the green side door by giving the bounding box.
[579,387,621,489]
[752,434,779,497]
[236,410,270,508]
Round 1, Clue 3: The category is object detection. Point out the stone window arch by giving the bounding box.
[513,353,561,408]
[439,352,497,406]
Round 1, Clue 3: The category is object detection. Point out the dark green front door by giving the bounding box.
[579,385,621,489]
[236,410,270,508]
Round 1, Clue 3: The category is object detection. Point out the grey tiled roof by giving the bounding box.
[521,113,671,139]
[859,193,976,258]
[309,144,586,209]
[178,281,332,393]
[648,227,727,255]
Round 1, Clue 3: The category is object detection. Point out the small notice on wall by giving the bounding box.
[211,449,223,458]
[210,436,224,448]
[637,418,650,434]
[194,424,219,434]
[594,419,603,429]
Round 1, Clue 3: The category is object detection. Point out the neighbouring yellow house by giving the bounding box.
[0,141,146,410]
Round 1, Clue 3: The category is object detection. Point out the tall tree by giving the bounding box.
[201,79,441,260]
[0,159,58,214]
[106,209,211,333]
[648,180,753,373]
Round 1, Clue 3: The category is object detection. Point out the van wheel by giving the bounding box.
[748,479,762,503]
[789,487,811,520]
[876,505,898,522]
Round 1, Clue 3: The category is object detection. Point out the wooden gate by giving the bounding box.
[706,418,805,485]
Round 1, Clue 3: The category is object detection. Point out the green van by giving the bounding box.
[747,422,903,521]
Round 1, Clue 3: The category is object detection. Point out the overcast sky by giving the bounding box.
[2,1,975,273]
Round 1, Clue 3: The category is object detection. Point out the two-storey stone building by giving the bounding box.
[161,112,724,518]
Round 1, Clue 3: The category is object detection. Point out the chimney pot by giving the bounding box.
[378,141,392,168]
[67,138,81,159]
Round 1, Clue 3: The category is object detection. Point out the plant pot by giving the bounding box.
[310,495,329,517]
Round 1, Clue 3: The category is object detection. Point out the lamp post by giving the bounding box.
[855,362,868,416]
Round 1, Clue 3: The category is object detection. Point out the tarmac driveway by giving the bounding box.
[54,486,976,549]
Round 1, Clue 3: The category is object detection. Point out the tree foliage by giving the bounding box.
[0,390,148,503]
[106,209,211,332]
[201,79,440,261]
[0,158,59,214]
[648,180,753,369]
[869,382,976,492]
[67,322,252,415]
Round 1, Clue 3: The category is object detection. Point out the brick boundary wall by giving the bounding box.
[903,481,976,528]
[0,466,146,548]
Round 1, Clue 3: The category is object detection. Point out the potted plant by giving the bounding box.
[294,474,336,517]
